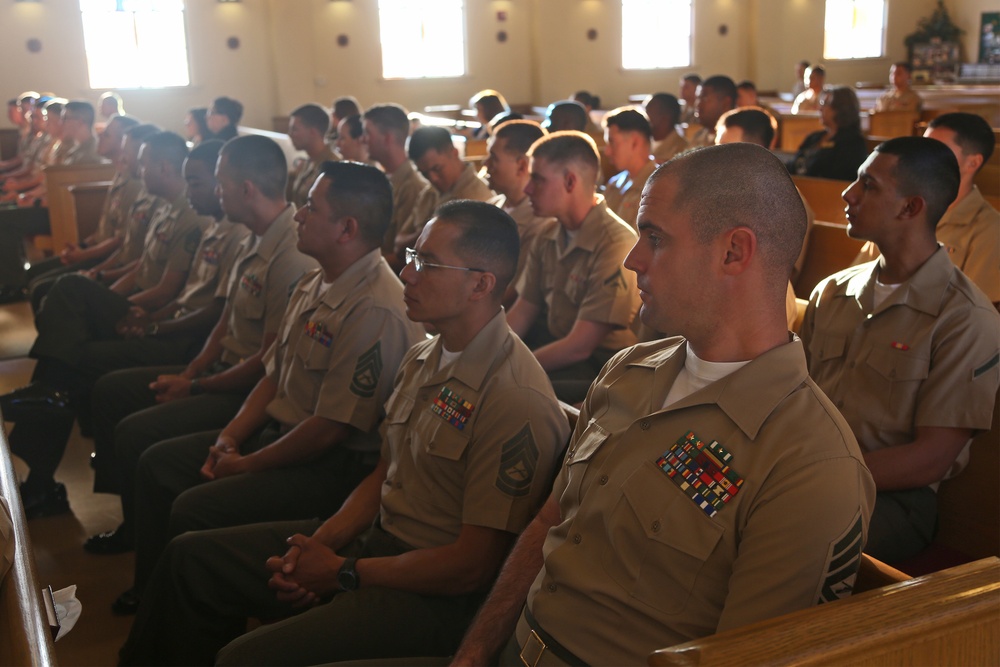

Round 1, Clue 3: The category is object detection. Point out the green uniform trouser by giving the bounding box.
[119,521,485,666]
[865,487,938,564]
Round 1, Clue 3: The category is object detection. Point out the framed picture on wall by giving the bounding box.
[981,12,1000,64]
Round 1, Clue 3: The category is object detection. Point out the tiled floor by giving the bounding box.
[1,302,133,666]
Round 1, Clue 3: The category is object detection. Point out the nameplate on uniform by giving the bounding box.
[655,431,743,518]
[432,386,474,431]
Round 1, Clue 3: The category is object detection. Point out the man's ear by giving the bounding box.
[563,168,577,193]
[720,226,757,276]
[469,271,498,301]
[515,154,530,178]
[898,195,926,221]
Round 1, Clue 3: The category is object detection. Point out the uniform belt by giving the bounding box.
[520,607,587,667]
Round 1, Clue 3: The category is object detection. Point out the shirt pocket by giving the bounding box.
[813,333,847,363]
[865,347,930,432]
[601,462,724,615]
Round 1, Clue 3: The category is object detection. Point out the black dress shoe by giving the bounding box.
[0,381,72,421]
[84,524,133,555]
[20,482,70,520]
[0,284,27,304]
[112,588,141,616]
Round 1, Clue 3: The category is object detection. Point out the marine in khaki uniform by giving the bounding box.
[362,104,434,264]
[83,136,317,569]
[392,125,494,257]
[118,201,569,666]
[482,119,554,304]
[601,106,657,230]
[454,143,874,667]
[644,92,689,164]
[792,66,825,114]
[285,103,338,209]
[801,138,1000,564]
[690,75,737,148]
[508,131,639,403]
[873,63,923,113]
[119,162,425,621]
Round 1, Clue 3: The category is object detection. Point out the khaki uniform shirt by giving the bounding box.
[488,193,554,292]
[873,89,923,113]
[174,217,251,315]
[801,249,1000,484]
[396,162,493,241]
[521,338,874,665]
[688,126,715,148]
[651,132,689,164]
[119,191,170,267]
[603,160,656,229]
[220,206,318,365]
[134,194,206,293]
[383,160,433,255]
[379,310,570,550]
[287,146,338,210]
[60,135,100,165]
[791,89,821,114]
[518,197,640,352]
[263,250,425,449]
[94,174,144,244]
[937,186,1000,303]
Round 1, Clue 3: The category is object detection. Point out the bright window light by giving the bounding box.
[823,0,886,60]
[378,0,466,79]
[622,0,692,70]
[79,0,191,89]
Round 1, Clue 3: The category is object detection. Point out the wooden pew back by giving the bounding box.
[778,113,823,152]
[648,558,1000,667]
[0,424,58,666]
[792,220,864,298]
[791,175,850,224]
[41,162,116,253]
[868,110,920,138]
[0,128,19,161]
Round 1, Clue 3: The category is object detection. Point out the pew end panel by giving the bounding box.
[648,557,1000,667]
[41,162,116,254]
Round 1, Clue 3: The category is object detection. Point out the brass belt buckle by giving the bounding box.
[520,629,547,667]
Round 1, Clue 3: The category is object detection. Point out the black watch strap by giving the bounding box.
[337,557,360,591]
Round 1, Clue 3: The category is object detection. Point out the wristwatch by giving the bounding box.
[337,557,360,591]
[189,379,204,396]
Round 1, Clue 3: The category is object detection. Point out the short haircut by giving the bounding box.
[488,111,524,132]
[408,126,455,161]
[64,100,96,127]
[363,104,410,145]
[340,114,363,140]
[188,107,210,138]
[470,89,508,118]
[211,96,244,126]
[718,107,777,148]
[126,123,162,145]
[493,120,546,156]
[700,75,738,106]
[682,74,702,85]
[650,143,807,283]
[318,160,393,248]
[141,131,190,173]
[290,103,330,135]
[875,136,960,230]
[572,90,599,109]
[528,131,600,183]
[434,199,520,297]
[602,106,652,142]
[220,134,289,200]
[824,86,861,132]
[42,100,65,118]
[798,60,810,68]
[737,80,757,92]
[187,139,225,168]
[332,96,361,119]
[893,61,912,74]
[18,91,40,104]
[99,91,124,114]
[645,93,681,125]
[928,112,995,167]
[807,65,826,78]
[109,114,140,133]
[546,100,588,132]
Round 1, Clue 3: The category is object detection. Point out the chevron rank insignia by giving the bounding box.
[431,386,475,431]
[603,268,628,291]
[350,341,382,398]
[816,513,864,604]
[496,424,538,497]
[656,431,743,518]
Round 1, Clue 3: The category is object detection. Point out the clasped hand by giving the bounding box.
[266,534,343,607]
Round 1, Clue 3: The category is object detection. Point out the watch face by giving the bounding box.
[338,561,358,591]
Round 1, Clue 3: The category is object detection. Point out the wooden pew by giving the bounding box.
[0,423,58,666]
[791,175,850,225]
[67,181,111,242]
[868,110,920,138]
[0,128,19,161]
[39,162,116,254]
[648,557,1000,667]
[792,220,864,299]
[778,113,822,152]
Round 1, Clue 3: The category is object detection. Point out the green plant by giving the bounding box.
[904,1,964,52]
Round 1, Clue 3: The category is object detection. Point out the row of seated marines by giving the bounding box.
[0,93,998,666]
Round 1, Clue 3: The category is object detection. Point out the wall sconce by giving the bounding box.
[217,0,241,3]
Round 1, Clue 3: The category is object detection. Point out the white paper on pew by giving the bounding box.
[52,584,81,641]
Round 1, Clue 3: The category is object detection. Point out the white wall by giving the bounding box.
[0,0,986,134]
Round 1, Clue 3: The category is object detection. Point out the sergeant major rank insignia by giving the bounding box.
[432,386,474,431]
[350,341,382,398]
[496,423,538,497]
[656,431,743,518]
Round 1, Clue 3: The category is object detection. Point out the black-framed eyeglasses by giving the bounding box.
[405,248,486,274]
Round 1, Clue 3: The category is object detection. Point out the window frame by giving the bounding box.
[620,0,694,72]
[376,0,469,81]
[822,0,888,62]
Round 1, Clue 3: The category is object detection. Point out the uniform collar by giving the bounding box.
[629,336,810,440]
[307,249,386,311]
[391,159,418,186]
[547,195,612,255]
[938,186,987,228]
[252,205,296,262]
[445,163,481,198]
[843,246,952,317]
[415,309,509,391]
